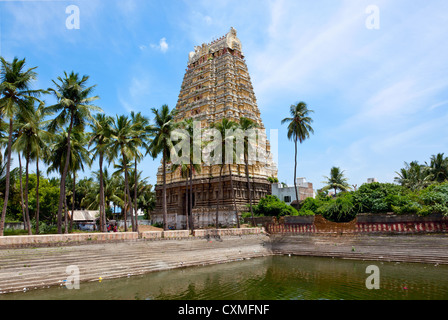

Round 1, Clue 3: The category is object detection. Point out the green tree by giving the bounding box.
[394,161,431,191]
[12,100,51,234]
[46,129,92,233]
[211,118,239,228]
[426,153,448,183]
[0,57,43,236]
[253,195,299,218]
[112,156,134,231]
[147,105,176,231]
[110,115,141,232]
[322,167,351,195]
[238,117,259,227]
[46,71,101,234]
[89,113,113,232]
[128,168,154,222]
[172,118,202,232]
[130,111,151,233]
[281,102,314,202]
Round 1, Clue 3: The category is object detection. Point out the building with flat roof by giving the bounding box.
[271,178,315,206]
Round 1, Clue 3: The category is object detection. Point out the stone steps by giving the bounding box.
[0,252,268,293]
[0,235,271,294]
[2,233,448,295]
[269,234,448,265]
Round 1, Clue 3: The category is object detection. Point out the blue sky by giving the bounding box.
[1,0,448,191]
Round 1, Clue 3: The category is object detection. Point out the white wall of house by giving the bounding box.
[271,178,316,205]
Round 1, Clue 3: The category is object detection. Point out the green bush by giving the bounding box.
[297,195,331,216]
[253,195,299,218]
[391,182,448,217]
[352,182,408,213]
[316,192,356,222]
[152,222,164,229]
[294,182,448,221]
[299,209,315,216]
[298,197,320,213]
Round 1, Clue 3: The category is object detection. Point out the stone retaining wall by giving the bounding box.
[193,228,263,238]
[269,233,448,265]
[267,214,448,235]
[0,228,264,247]
[0,232,139,247]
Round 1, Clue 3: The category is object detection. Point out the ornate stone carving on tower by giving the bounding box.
[153,28,278,228]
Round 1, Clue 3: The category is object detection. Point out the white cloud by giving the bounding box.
[159,38,169,53]
[150,38,169,53]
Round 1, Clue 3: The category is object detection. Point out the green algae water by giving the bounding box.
[1,256,447,300]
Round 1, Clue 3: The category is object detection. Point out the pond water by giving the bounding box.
[1,256,447,300]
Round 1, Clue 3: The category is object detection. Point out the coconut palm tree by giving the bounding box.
[395,161,432,191]
[128,168,153,226]
[84,168,122,218]
[238,117,259,227]
[112,156,135,231]
[89,113,113,232]
[130,111,151,233]
[137,184,156,220]
[147,105,176,231]
[281,102,314,202]
[12,100,51,234]
[0,57,44,236]
[211,118,239,228]
[46,71,101,234]
[109,115,142,231]
[172,118,202,232]
[322,167,351,195]
[172,164,192,230]
[46,129,92,233]
[426,153,448,183]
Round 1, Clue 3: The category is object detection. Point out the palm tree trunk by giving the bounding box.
[127,178,135,232]
[229,164,239,228]
[189,162,194,234]
[126,172,135,232]
[216,165,223,228]
[185,177,189,231]
[57,114,74,234]
[133,160,139,233]
[244,154,255,227]
[64,191,69,234]
[123,159,134,232]
[0,119,14,236]
[99,153,106,232]
[25,152,32,235]
[70,173,75,233]
[18,154,27,232]
[36,156,40,234]
[123,195,127,232]
[294,137,299,202]
[162,151,168,231]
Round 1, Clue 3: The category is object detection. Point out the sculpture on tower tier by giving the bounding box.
[153,28,278,229]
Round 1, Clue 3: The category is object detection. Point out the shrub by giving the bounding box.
[317,192,356,222]
[253,195,299,218]
[352,182,409,213]
[152,222,164,229]
[298,197,320,213]
[390,182,448,217]
[419,188,448,206]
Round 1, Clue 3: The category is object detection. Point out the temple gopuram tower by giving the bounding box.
[153,28,278,228]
